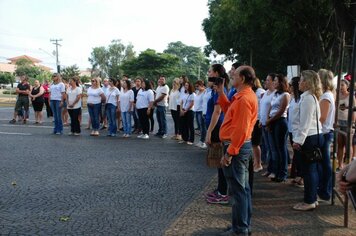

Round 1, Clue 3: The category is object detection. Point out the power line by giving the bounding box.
[50,39,62,73]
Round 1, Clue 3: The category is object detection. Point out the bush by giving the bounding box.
[2,89,16,95]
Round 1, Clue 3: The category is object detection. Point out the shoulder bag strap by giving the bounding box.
[312,95,320,146]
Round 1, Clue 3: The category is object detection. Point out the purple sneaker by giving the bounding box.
[206,194,230,204]
[204,190,219,199]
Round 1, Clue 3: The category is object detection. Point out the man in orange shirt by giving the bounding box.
[217,65,258,236]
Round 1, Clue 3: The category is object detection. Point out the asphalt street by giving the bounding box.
[0,107,215,235]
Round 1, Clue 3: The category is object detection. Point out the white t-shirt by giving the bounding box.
[269,92,290,118]
[288,97,298,133]
[168,90,180,111]
[320,91,335,133]
[202,88,212,115]
[179,86,186,105]
[181,93,195,111]
[120,89,134,112]
[50,82,65,101]
[105,87,120,106]
[136,89,154,109]
[255,88,266,120]
[156,84,169,107]
[66,86,82,109]
[87,87,104,104]
[259,90,275,126]
[194,90,204,112]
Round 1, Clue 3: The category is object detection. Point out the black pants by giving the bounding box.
[133,107,141,130]
[137,108,150,135]
[181,110,194,142]
[149,107,154,132]
[171,109,180,135]
[68,108,81,133]
[44,97,53,118]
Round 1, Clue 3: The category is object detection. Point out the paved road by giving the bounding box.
[0,107,215,235]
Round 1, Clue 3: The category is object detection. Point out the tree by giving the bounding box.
[15,64,42,79]
[0,72,15,85]
[61,64,81,81]
[121,49,181,84]
[164,41,210,81]
[202,0,355,77]
[88,39,136,78]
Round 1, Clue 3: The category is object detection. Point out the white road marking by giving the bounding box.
[0,131,31,135]
[0,124,53,129]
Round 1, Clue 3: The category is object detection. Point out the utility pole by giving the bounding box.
[50,39,62,73]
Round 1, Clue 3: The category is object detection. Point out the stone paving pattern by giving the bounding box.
[165,174,356,236]
[0,117,215,235]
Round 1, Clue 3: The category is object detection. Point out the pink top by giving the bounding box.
[43,84,50,99]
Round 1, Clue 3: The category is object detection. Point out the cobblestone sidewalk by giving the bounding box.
[165,173,356,236]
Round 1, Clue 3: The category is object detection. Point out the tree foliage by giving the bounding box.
[88,39,135,78]
[61,64,81,81]
[121,49,181,83]
[0,72,15,84]
[164,41,210,81]
[203,0,356,77]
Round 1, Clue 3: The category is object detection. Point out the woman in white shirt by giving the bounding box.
[292,70,324,211]
[120,80,134,137]
[66,77,82,135]
[168,78,181,140]
[136,79,154,139]
[266,74,290,182]
[252,78,265,172]
[50,73,66,135]
[336,79,355,170]
[194,80,207,148]
[105,78,120,137]
[288,77,303,186]
[179,82,195,145]
[317,69,336,202]
[87,77,105,136]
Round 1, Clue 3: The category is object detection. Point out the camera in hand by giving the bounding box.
[208,77,223,85]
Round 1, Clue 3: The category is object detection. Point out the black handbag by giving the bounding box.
[301,95,323,163]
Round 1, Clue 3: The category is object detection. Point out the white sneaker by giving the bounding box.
[267,173,276,179]
[195,141,202,147]
[123,134,127,138]
[137,134,144,138]
[200,143,207,149]
[162,134,167,139]
[142,134,149,139]
[126,134,131,138]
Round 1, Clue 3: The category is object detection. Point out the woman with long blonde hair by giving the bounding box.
[292,70,324,211]
[168,78,181,140]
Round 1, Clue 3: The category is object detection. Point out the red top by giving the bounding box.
[43,84,50,99]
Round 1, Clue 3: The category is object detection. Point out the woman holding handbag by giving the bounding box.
[292,70,324,211]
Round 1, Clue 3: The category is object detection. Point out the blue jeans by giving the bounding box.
[223,142,252,234]
[262,126,272,170]
[122,111,132,135]
[88,103,101,131]
[156,106,167,135]
[297,134,324,204]
[195,111,206,142]
[269,118,289,180]
[50,100,63,133]
[106,104,117,135]
[317,131,333,200]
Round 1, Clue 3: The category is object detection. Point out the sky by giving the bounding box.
[0,0,210,71]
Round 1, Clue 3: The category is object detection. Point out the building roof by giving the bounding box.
[7,55,42,64]
[0,63,16,73]
[38,64,52,71]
